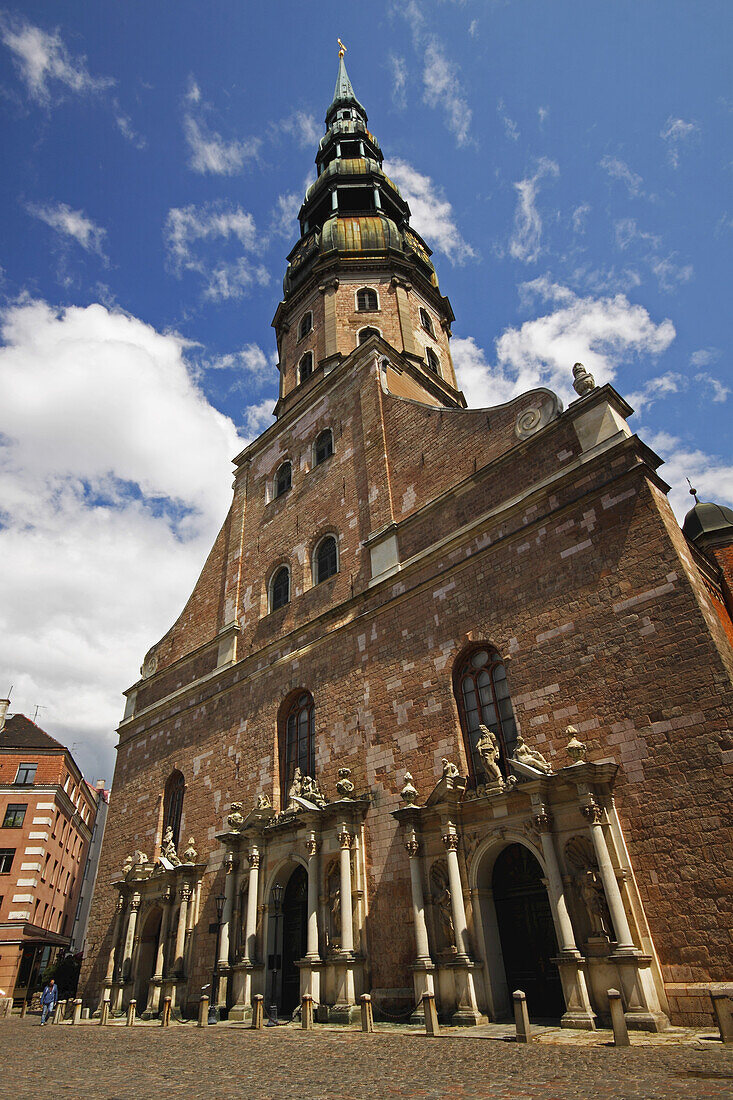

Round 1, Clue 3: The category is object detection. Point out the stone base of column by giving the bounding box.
[611,952,669,1032]
[554,954,596,1031]
[444,959,487,1026]
[297,957,323,1005]
[227,961,264,1022]
[315,953,364,1024]
[140,976,164,1019]
[409,960,436,1023]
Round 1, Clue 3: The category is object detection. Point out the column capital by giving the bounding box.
[441,831,459,853]
[306,833,320,857]
[405,836,420,858]
[248,846,260,869]
[179,882,192,903]
[224,851,237,874]
[129,893,141,912]
[534,805,553,833]
[115,894,126,913]
[337,826,353,850]
[581,796,604,825]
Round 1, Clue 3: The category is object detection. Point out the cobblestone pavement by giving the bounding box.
[2,1017,732,1100]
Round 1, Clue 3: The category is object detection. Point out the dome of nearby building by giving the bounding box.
[682,500,733,544]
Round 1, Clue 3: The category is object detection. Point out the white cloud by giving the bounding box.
[600,155,644,197]
[468,20,478,38]
[497,98,519,142]
[509,158,559,263]
[572,203,591,234]
[271,192,302,238]
[650,254,693,292]
[113,103,146,150]
[164,202,270,301]
[453,282,675,408]
[695,372,730,403]
[614,218,661,252]
[26,201,107,258]
[645,431,733,522]
[0,15,113,104]
[660,116,699,168]
[279,111,322,149]
[389,55,408,106]
[243,397,276,435]
[0,298,243,779]
[208,342,276,384]
[690,347,720,369]
[422,40,473,147]
[183,78,260,175]
[627,372,685,415]
[614,219,693,292]
[538,106,549,126]
[384,158,477,262]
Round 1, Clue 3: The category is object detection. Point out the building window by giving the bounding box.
[163,770,185,849]
[314,535,338,584]
[314,428,333,466]
[274,461,292,499]
[14,763,37,786]
[358,326,380,345]
[299,352,314,383]
[2,804,27,828]
[356,286,378,312]
[270,566,290,612]
[280,691,316,802]
[0,849,15,874]
[455,648,518,785]
[298,311,313,340]
[425,347,440,375]
[419,307,435,337]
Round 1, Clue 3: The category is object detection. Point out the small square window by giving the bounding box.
[14,763,37,786]
[3,804,27,828]
[0,848,15,874]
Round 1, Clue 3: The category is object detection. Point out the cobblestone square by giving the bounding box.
[3,1018,733,1100]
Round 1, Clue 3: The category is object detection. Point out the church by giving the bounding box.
[80,51,733,1031]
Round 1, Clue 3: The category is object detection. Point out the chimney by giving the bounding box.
[0,699,9,733]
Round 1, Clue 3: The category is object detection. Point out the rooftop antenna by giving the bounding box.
[686,477,699,504]
[32,704,47,723]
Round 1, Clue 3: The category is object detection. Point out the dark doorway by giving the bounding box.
[280,865,308,1015]
[492,843,564,1020]
[135,907,162,1010]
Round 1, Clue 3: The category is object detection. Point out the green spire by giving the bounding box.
[326,49,366,121]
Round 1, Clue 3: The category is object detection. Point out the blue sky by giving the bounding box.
[0,1,731,781]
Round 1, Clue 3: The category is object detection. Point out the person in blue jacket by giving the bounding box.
[40,978,58,1025]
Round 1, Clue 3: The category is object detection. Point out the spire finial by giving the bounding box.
[686,477,699,504]
[338,38,346,59]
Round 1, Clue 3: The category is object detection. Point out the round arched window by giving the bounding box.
[270,566,290,611]
[456,649,518,783]
[315,536,338,584]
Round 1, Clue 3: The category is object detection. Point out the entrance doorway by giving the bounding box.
[135,907,162,1010]
[492,843,564,1020]
[280,865,307,1015]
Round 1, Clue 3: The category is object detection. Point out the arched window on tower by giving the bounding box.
[280,691,316,803]
[314,428,334,466]
[298,311,313,340]
[314,535,338,584]
[163,770,185,849]
[425,347,441,375]
[356,287,379,312]
[269,565,290,612]
[454,648,518,785]
[419,307,435,337]
[274,461,292,499]
[299,352,314,383]
[358,326,380,345]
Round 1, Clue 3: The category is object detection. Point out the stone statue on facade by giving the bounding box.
[580,870,612,939]
[475,725,504,787]
[285,767,303,811]
[572,361,596,397]
[256,792,272,810]
[227,802,245,832]
[400,771,419,805]
[511,734,553,774]
[300,774,327,808]
[566,726,587,764]
[161,826,182,866]
[182,837,197,864]
[441,758,460,780]
[336,767,355,799]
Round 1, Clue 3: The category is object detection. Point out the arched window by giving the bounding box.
[281,691,315,802]
[314,535,338,584]
[356,287,378,312]
[419,307,435,337]
[275,461,292,499]
[298,311,313,340]
[314,428,333,466]
[455,648,518,785]
[163,770,185,848]
[270,566,290,612]
[425,347,440,375]
[358,326,380,345]
[299,352,313,383]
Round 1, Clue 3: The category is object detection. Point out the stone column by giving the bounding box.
[105,895,126,982]
[305,833,320,960]
[121,892,140,980]
[153,890,173,980]
[243,847,260,963]
[582,798,635,950]
[319,278,339,359]
[392,276,418,358]
[337,825,354,954]
[534,808,579,954]
[219,855,237,969]
[174,882,191,975]
[405,831,431,962]
[441,829,470,959]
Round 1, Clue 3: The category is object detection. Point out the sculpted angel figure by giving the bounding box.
[475,725,504,784]
[441,758,460,780]
[160,827,181,866]
[511,733,552,774]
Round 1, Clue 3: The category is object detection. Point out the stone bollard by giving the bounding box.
[126,1000,136,1026]
[301,994,314,1030]
[513,990,532,1044]
[422,991,440,1037]
[19,999,27,1019]
[99,1000,109,1026]
[252,994,264,1030]
[198,995,209,1028]
[607,988,630,1047]
[82,1008,90,1020]
[710,991,733,1044]
[52,1000,64,1025]
[72,999,83,1025]
[161,996,172,1027]
[360,993,374,1034]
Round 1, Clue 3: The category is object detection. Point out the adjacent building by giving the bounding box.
[80,54,733,1030]
[0,703,101,1001]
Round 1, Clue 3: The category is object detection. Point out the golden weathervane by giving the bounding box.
[338,38,347,58]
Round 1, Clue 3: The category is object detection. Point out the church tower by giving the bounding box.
[81,51,733,1033]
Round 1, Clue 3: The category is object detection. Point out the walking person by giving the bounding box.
[40,978,58,1025]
